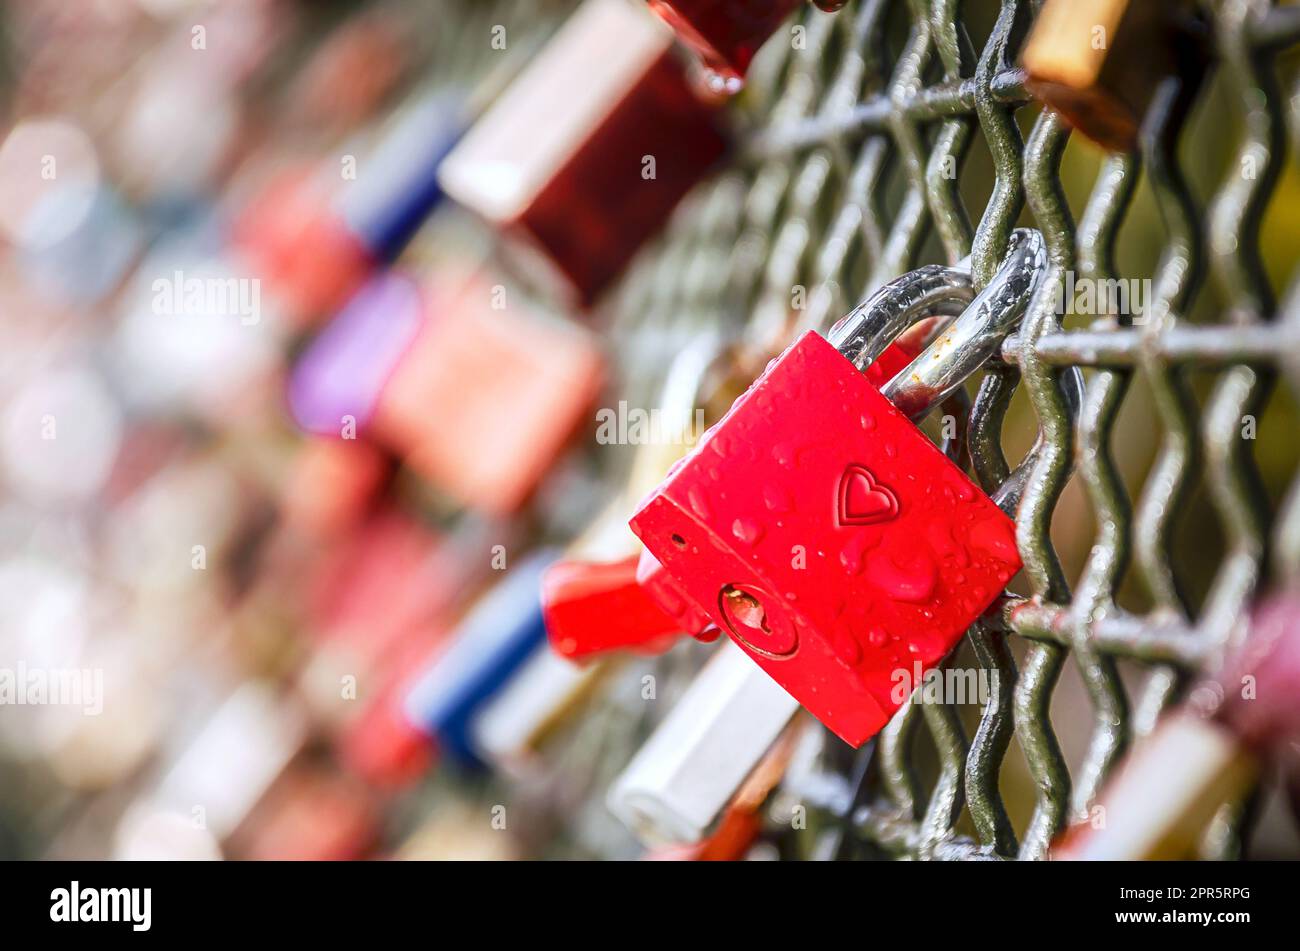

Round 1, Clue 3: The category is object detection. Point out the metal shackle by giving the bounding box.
[826,228,1083,512]
[828,228,1045,421]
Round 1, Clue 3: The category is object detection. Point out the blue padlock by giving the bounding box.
[336,93,462,263]
[403,549,558,767]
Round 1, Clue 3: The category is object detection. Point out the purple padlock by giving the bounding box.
[287,272,423,436]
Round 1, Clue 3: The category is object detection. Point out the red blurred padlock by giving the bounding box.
[632,231,1052,747]
[437,0,727,305]
[544,555,684,659]
[232,164,375,324]
[237,767,378,861]
[542,337,725,660]
[646,0,803,91]
[373,269,603,513]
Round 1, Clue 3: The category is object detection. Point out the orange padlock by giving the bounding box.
[372,269,604,513]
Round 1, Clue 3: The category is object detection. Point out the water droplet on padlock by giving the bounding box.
[860,413,875,432]
[833,628,862,665]
[731,518,764,546]
[687,484,711,519]
[866,627,888,648]
[866,547,937,603]
[839,534,871,576]
[771,440,798,468]
[968,516,1017,560]
[762,482,792,512]
[884,442,898,459]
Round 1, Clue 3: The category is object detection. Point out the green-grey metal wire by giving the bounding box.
[597,0,1300,860]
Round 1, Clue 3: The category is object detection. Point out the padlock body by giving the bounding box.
[542,556,683,659]
[631,330,1022,746]
[629,339,925,642]
[374,272,603,513]
[647,0,802,87]
[636,547,716,637]
[437,0,726,305]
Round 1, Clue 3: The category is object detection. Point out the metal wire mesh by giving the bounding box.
[599,0,1300,860]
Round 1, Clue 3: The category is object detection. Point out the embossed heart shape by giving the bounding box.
[837,464,899,526]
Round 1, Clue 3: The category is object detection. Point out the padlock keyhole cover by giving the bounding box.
[718,583,798,659]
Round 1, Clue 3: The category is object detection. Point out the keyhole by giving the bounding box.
[721,584,769,633]
[717,583,798,659]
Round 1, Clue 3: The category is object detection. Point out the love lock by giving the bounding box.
[632,229,1063,747]
[545,322,940,661]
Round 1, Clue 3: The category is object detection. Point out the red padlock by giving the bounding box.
[545,329,929,662]
[635,547,716,638]
[646,0,804,91]
[632,231,1049,747]
[544,556,683,659]
[437,0,727,305]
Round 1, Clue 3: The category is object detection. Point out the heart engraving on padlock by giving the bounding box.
[836,464,899,527]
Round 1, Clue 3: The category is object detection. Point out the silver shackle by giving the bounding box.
[826,228,1082,512]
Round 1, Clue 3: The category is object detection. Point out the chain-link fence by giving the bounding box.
[584,0,1300,861]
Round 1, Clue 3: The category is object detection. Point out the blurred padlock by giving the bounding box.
[471,646,609,774]
[1055,590,1300,860]
[608,639,801,844]
[236,767,377,861]
[280,436,392,538]
[632,233,1050,747]
[287,270,425,438]
[642,713,807,860]
[437,0,727,305]
[373,271,604,514]
[234,93,462,323]
[340,677,434,789]
[1022,0,1205,151]
[150,685,308,842]
[403,550,559,767]
[232,164,377,324]
[646,0,803,92]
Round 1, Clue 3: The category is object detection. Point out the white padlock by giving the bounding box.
[472,646,608,776]
[607,640,800,845]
